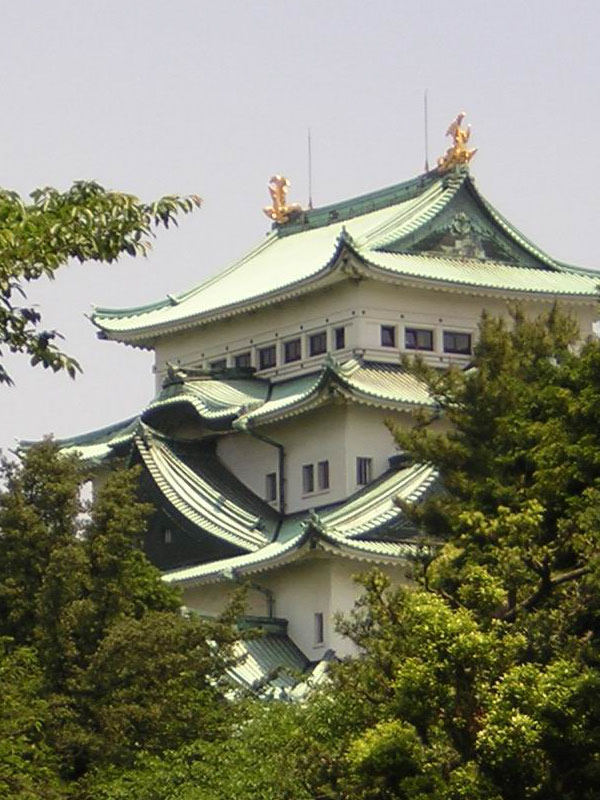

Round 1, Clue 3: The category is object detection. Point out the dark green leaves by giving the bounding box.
[0,181,201,384]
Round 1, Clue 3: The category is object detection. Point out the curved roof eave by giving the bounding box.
[93,237,351,345]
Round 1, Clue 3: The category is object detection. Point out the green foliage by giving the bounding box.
[391,307,600,639]
[0,643,64,799]
[0,441,239,791]
[0,180,200,384]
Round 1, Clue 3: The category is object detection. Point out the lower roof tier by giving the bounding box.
[54,356,434,467]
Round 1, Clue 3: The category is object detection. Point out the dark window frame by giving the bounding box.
[356,456,373,485]
[380,325,396,347]
[314,612,324,645]
[258,344,277,370]
[302,464,315,494]
[265,472,277,502]
[309,330,327,356]
[443,330,472,355]
[234,351,252,368]
[317,460,330,491]
[209,358,227,371]
[334,326,345,350]
[283,337,302,363]
[405,327,434,351]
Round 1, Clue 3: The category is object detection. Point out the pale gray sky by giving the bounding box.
[3,0,599,453]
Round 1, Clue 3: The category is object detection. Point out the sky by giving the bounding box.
[2,0,600,454]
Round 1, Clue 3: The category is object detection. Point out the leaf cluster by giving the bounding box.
[0,181,200,384]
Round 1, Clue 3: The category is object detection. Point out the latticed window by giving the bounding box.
[334,326,345,350]
[380,325,396,347]
[356,456,372,485]
[443,331,472,354]
[284,338,302,363]
[302,464,315,494]
[309,331,327,356]
[258,345,276,369]
[210,358,227,371]
[405,327,434,351]
[234,351,251,368]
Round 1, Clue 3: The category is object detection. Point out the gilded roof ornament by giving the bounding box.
[437,112,477,173]
[263,175,302,224]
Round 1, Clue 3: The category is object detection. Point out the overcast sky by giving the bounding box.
[2,0,599,454]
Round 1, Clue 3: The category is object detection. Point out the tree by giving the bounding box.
[0,181,200,384]
[299,306,600,799]
[0,441,240,788]
[389,306,600,637]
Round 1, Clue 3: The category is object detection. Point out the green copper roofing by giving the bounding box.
[163,459,439,587]
[92,168,598,346]
[144,374,268,426]
[136,426,272,552]
[319,462,437,539]
[235,358,433,429]
[54,415,140,465]
[359,250,598,296]
[53,359,433,466]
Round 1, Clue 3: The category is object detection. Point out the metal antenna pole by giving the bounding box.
[424,90,430,172]
[308,128,314,209]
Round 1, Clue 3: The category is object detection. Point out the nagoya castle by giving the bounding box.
[59,115,599,695]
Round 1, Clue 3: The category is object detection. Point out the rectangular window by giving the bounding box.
[314,612,324,645]
[234,351,251,368]
[380,325,396,347]
[356,456,373,485]
[317,460,330,491]
[309,330,327,356]
[443,331,472,355]
[265,472,277,502]
[283,338,302,363]
[405,327,434,351]
[210,358,227,371]
[163,528,172,545]
[258,344,277,370]
[334,326,345,350]
[302,464,315,494]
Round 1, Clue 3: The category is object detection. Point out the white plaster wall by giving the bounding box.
[343,405,409,495]
[217,432,279,508]
[217,405,349,513]
[267,405,348,513]
[217,403,434,513]
[180,556,334,658]
[153,278,597,387]
[180,553,412,659]
[154,280,362,387]
[182,581,270,618]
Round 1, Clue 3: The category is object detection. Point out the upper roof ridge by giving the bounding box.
[274,169,443,237]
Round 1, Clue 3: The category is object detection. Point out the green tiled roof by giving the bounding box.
[136,427,272,552]
[144,375,268,426]
[228,632,309,697]
[236,358,433,428]
[319,462,437,538]
[53,415,140,465]
[360,250,598,296]
[92,168,598,345]
[163,460,439,587]
[53,360,432,465]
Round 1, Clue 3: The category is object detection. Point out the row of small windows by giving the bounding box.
[209,324,472,372]
[265,457,373,502]
[210,327,346,372]
[381,325,472,355]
